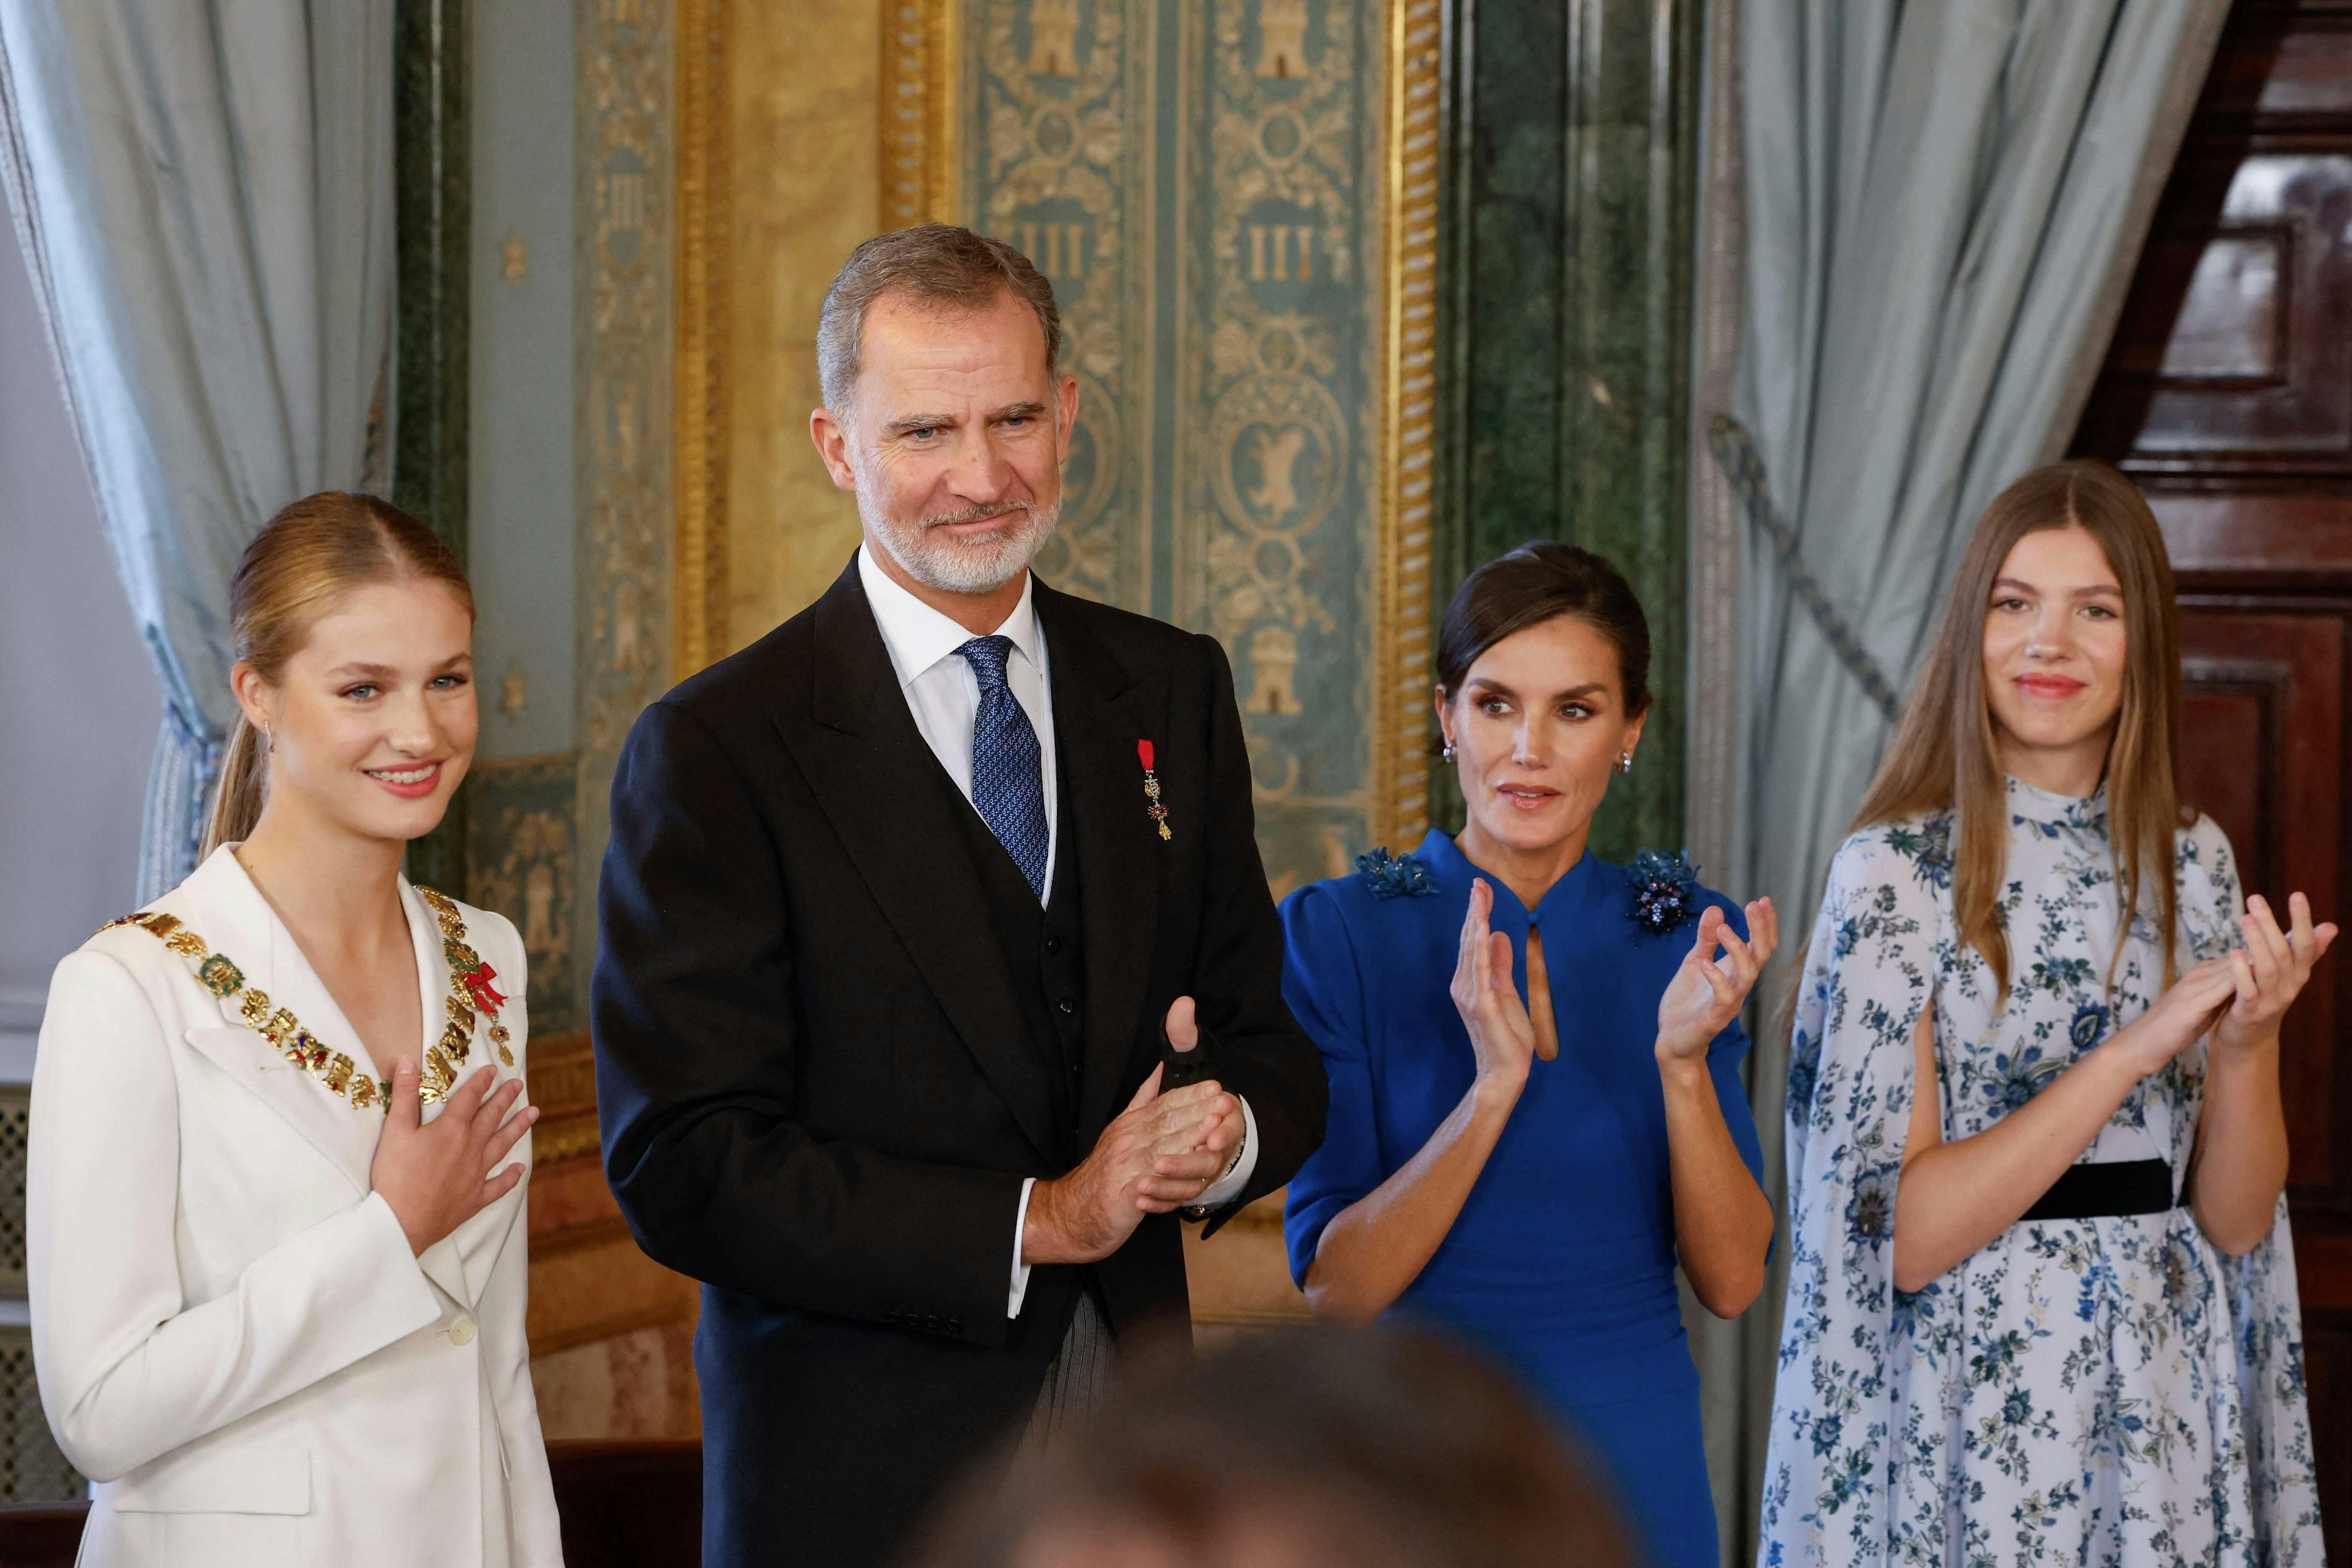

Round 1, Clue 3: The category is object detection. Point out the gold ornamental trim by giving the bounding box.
[879,0,961,229]
[1374,0,1441,849]
[673,0,731,680]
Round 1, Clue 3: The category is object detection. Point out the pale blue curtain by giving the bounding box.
[0,1,396,900]
[1697,2,2228,1563]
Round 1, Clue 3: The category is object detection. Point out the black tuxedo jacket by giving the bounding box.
[590,559,1327,1567]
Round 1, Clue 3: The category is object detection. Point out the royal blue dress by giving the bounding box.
[1280,830,1766,1568]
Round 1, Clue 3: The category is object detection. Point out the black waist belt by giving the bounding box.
[2021,1158,2176,1223]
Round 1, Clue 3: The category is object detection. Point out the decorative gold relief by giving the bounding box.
[1374,0,1441,850]
[673,0,730,681]
[880,0,961,228]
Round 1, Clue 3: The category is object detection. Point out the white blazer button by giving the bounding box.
[449,1316,477,1346]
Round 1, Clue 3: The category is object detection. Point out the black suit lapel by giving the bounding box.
[1036,583,1167,1141]
[774,561,1061,1167]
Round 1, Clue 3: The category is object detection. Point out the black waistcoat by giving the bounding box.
[951,762,1087,1162]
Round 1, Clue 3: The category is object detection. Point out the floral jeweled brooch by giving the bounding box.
[1356,847,1438,900]
[1137,740,1172,841]
[1628,848,1702,937]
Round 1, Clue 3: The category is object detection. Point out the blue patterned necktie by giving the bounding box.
[957,635,1049,898]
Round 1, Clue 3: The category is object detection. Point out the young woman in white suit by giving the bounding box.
[29,492,562,1567]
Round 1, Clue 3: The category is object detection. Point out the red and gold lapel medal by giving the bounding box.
[1137,740,1172,841]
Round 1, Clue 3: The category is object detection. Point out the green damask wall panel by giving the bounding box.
[967,0,1388,896]
[1446,0,1698,863]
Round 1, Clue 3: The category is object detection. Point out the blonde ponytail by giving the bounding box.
[199,716,269,860]
[192,492,473,864]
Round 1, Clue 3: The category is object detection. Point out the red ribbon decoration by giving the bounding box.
[463,962,509,1016]
[1137,738,1154,772]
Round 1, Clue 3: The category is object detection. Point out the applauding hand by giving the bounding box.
[1655,899,1777,1064]
[1449,879,1538,1091]
[2215,891,2337,1053]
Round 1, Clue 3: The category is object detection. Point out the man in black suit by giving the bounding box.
[591,225,1328,1567]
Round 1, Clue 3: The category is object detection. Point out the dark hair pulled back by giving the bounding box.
[1434,542,1651,716]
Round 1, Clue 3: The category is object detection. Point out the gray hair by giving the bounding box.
[816,224,1062,414]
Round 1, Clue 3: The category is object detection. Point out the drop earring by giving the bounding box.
[1617,750,1633,775]
[1441,737,1458,763]
[263,721,275,754]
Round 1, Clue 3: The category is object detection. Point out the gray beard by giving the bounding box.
[865,494,1061,595]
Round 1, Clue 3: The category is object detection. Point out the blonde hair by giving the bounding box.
[200,492,474,859]
[1842,459,2188,1001]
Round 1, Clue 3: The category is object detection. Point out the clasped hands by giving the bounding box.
[1020,996,1245,1267]
[2111,891,2336,1075]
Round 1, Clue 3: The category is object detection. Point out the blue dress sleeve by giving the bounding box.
[1703,897,1767,1189]
[1278,885,1384,1290]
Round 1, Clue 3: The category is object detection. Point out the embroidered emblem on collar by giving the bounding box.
[1628,849,1702,936]
[1355,847,1438,900]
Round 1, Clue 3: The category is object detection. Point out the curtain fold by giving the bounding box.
[1700,1,2227,1562]
[0,0,396,900]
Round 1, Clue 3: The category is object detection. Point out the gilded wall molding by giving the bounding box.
[1375,0,1440,851]
[880,0,962,228]
[673,0,730,679]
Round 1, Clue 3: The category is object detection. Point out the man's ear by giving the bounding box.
[1055,373,1080,456]
[810,406,858,492]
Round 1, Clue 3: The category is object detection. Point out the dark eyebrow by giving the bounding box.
[1991,577,2121,598]
[882,412,958,435]
[992,401,1048,422]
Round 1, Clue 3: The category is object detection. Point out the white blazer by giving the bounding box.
[28,846,562,1568]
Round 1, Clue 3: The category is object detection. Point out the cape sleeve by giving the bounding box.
[1759,825,1945,1568]
[2174,816,2324,1552]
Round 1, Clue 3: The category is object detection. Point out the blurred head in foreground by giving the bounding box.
[907,1327,1637,1568]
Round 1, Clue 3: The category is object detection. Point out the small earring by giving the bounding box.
[1617,750,1633,775]
[263,722,275,754]
[1441,739,1458,763]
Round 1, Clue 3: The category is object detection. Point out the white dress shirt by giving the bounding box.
[856,546,1259,1317]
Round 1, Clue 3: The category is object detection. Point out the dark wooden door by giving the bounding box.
[2073,1,2352,1551]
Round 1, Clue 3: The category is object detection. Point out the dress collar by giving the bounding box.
[856,542,1045,689]
[1414,829,1609,930]
[2005,775,2108,836]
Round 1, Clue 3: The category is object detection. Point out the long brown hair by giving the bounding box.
[200,493,474,859]
[1844,459,2188,1000]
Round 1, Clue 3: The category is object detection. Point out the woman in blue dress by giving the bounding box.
[1281,543,1777,1568]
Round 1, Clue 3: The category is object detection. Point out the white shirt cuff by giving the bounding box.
[1009,1177,1037,1319]
[1194,1096,1260,1208]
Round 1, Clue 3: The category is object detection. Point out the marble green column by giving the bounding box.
[396,0,473,895]
[1438,0,1700,863]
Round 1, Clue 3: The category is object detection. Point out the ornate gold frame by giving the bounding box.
[673,0,730,681]
[1375,0,1441,850]
[879,0,961,228]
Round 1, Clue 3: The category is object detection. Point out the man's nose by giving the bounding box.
[946,426,1019,502]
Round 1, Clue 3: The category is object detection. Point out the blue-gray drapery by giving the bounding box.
[1698,2,2227,1563]
[0,2,396,902]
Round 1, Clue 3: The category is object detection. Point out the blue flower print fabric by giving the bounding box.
[1759,779,2322,1567]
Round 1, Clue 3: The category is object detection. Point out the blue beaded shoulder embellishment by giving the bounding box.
[1355,847,1438,900]
[1628,849,1702,936]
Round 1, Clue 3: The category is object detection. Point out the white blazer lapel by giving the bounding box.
[170,853,385,1196]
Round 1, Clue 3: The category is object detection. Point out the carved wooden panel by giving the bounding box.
[2177,607,2344,1194]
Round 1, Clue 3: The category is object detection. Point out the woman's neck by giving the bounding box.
[1452,820,1588,914]
[1995,725,2111,798]
[233,803,412,964]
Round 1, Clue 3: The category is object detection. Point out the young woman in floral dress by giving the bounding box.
[1760,461,2329,1567]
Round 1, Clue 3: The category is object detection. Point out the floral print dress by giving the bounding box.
[1759,779,2323,1567]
